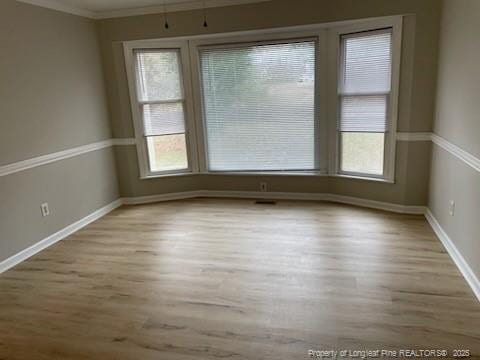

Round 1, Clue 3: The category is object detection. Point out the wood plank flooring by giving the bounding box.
[0,198,479,359]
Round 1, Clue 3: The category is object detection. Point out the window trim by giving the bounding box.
[189,30,328,174]
[196,36,323,173]
[338,29,391,179]
[123,16,402,182]
[123,40,199,178]
[327,17,402,183]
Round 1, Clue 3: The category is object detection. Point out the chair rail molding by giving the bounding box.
[397,132,480,173]
[0,138,136,177]
[431,133,480,173]
[2,133,479,177]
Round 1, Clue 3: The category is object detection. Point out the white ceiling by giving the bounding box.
[17,0,271,18]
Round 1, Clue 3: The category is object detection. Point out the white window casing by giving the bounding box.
[124,41,198,178]
[123,16,402,182]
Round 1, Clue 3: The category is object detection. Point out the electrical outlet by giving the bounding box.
[449,200,455,216]
[260,182,267,192]
[41,203,50,217]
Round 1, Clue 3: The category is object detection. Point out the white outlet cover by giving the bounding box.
[41,203,50,217]
[449,200,455,216]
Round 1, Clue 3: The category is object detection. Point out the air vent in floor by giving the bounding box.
[255,199,277,205]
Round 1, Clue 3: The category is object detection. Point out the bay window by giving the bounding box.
[124,17,401,181]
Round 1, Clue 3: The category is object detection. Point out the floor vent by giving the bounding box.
[255,199,277,205]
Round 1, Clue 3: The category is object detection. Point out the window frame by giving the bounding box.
[327,17,402,182]
[123,16,402,182]
[190,31,327,175]
[189,30,328,174]
[124,40,199,178]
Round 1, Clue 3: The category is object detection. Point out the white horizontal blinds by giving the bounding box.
[340,95,387,132]
[200,41,317,172]
[341,31,392,95]
[339,29,392,176]
[134,49,189,172]
[135,50,186,136]
[143,103,185,136]
[135,50,183,102]
[339,30,392,132]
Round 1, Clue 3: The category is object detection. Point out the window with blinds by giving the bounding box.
[134,49,189,173]
[199,41,317,172]
[338,29,392,176]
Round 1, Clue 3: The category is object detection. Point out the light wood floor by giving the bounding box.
[1,198,479,359]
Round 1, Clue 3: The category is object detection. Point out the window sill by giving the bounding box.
[206,171,328,177]
[331,173,394,184]
[141,171,194,179]
[140,171,394,183]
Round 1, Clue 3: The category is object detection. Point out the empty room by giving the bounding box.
[1,0,479,358]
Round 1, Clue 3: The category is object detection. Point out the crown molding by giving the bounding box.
[16,0,96,18]
[94,0,272,19]
[15,0,272,19]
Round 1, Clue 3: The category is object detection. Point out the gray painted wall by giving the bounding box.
[97,0,441,206]
[0,149,118,260]
[115,142,431,207]
[2,0,463,268]
[429,0,480,281]
[0,1,119,262]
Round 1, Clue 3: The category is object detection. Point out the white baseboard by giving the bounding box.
[7,191,421,274]
[425,209,480,302]
[323,193,426,214]
[3,192,478,305]
[0,199,122,274]
[124,191,480,302]
[122,190,427,214]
